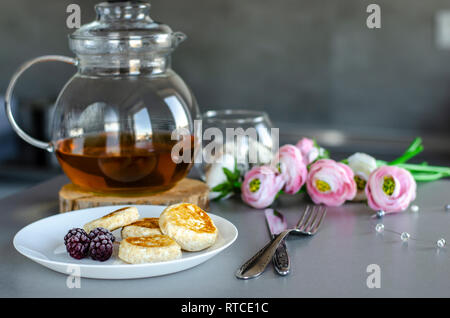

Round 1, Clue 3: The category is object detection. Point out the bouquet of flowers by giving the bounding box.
[209,137,450,213]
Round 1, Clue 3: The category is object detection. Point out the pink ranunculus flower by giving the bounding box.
[365,166,416,213]
[272,145,308,194]
[306,159,357,206]
[296,137,319,165]
[241,165,285,209]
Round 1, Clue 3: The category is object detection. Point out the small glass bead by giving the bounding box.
[400,232,410,242]
[445,204,450,211]
[375,223,384,233]
[376,210,385,218]
[410,205,419,212]
[437,239,446,248]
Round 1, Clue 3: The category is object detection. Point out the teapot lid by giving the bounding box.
[69,1,186,55]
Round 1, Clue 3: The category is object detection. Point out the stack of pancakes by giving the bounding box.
[83,204,218,264]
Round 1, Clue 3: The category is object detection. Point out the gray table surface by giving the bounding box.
[1,175,450,297]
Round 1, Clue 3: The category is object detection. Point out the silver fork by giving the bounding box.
[235,205,327,280]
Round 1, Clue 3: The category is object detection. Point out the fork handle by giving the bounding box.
[273,240,290,276]
[235,230,291,280]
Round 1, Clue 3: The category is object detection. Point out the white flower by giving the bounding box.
[348,153,377,179]
[347,152,377,201]
[204,152,236,199]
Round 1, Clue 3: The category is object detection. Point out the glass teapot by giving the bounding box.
[4,1,199,193]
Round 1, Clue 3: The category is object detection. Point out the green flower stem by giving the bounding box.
[398,163,450,175]
[388,146,423,165]
[388,137,424,165]
[384,162,450,175]
[405,137,422,153]
[412,172,445,182]
[376,160,450,181]
[346,137,449,183]
[377,160,448,173]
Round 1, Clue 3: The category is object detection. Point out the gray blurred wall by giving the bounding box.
[1,0,450,138]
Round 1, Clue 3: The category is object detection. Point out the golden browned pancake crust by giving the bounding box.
[128,218,160,229]
[159,203,218,251]
[121,217,162,239]
[165,203,216,234]
[103,207,129,217]
[125,235,175,247]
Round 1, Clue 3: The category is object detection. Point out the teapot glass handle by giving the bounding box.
[4,55,78,152]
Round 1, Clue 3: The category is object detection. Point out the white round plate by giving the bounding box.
[13,205,238,279]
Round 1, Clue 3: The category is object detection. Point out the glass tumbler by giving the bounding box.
[198,110,278,180]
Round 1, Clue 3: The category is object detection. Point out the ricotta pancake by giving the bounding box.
[84,206,140,233]
[118,235,181,264]
[121,217,161,239]
[159,203,218,251]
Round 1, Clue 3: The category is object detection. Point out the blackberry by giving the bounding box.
[89,234,113,261]
[88,227,115,243]
[64,228,88,246]
[66,235,90,259]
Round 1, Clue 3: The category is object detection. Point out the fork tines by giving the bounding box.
[296,205,327,234]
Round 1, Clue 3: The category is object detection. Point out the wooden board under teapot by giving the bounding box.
[59,178,210,213]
